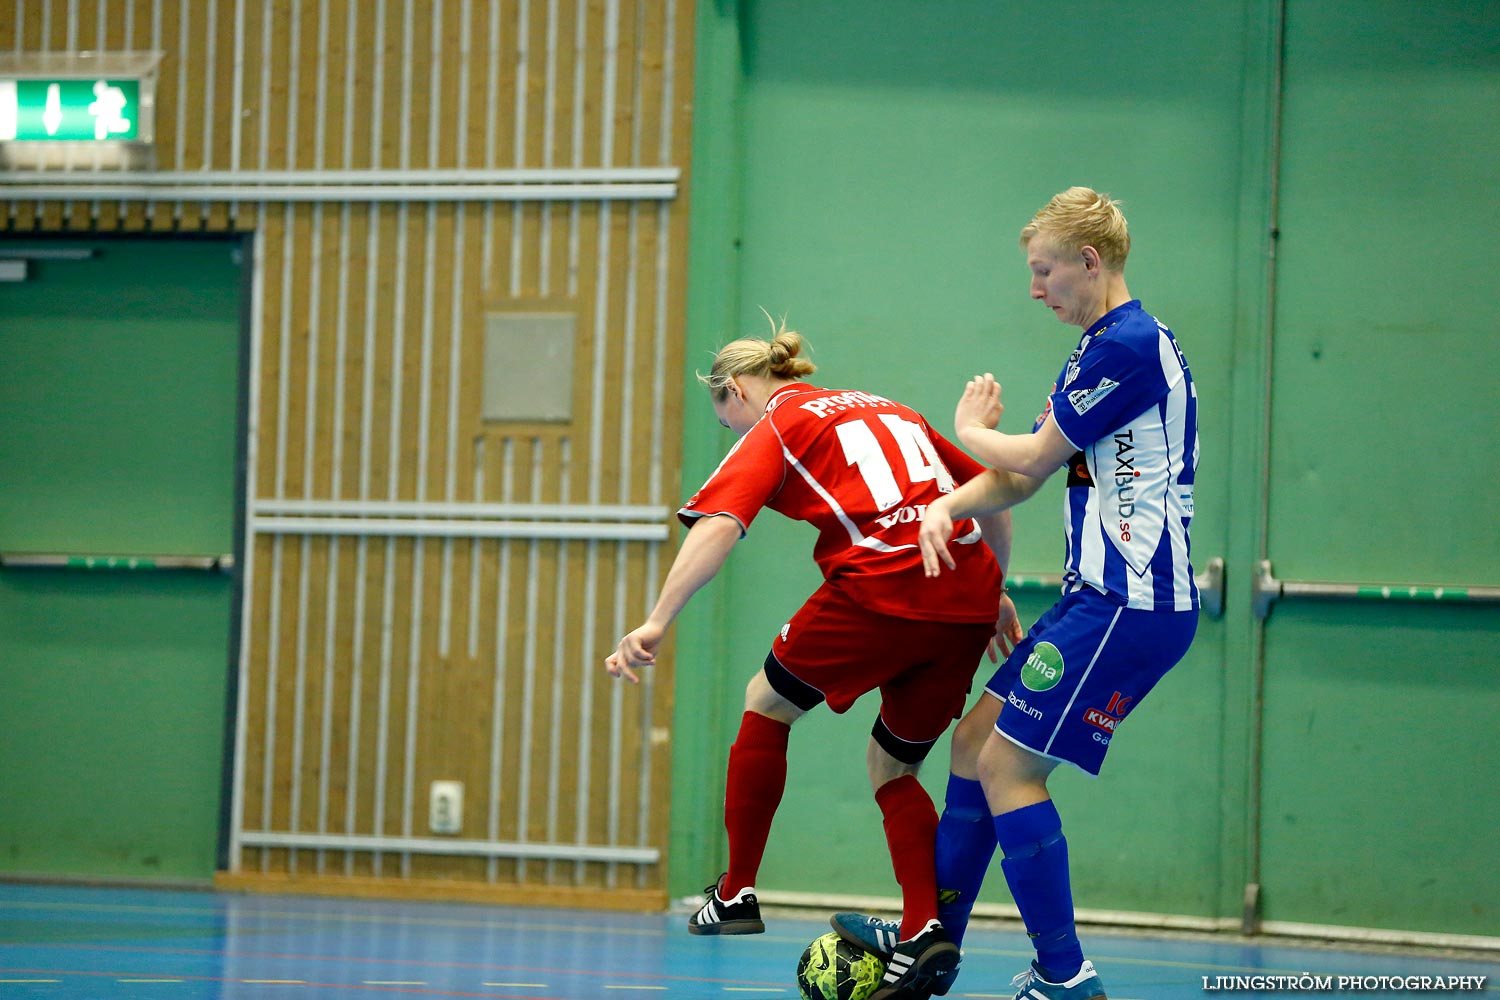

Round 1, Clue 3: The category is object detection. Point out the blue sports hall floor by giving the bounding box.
[0,883,1493,999]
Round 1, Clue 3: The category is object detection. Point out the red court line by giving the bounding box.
[0,943,785,988]
[0,967,567,999]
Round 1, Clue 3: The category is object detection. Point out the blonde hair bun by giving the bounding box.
[698,315,817,400]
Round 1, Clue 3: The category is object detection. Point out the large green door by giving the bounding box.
[1256,2,1500,936]
[0,237,244,880]
[678,1,1496,937]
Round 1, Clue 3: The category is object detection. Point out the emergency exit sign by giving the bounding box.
[0,78,140,141]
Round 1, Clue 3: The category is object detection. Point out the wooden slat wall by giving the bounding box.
[1,0,694,907]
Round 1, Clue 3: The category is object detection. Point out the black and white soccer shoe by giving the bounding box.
[831,913,962,998]
[864,918,961,1000]
[687,874,765,935]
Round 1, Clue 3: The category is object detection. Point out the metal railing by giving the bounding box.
[236,830,659,865]
[249,499,673,543]
[0,167,680,204]
[0,551,235,573]
[1005,556,1225,618]
[1254,560,1500,619]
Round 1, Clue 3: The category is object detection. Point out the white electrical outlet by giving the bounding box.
[429,780,463,835]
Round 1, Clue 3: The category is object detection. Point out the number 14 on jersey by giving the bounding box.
[834,415,956,512]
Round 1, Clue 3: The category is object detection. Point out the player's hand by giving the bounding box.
[917,498,958,577]
[605,621,665,684]
[955,373,1004,434]
[985,592,1025,662]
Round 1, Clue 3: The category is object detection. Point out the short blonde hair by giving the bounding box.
[1019,186,1131,271]
[697,316,817,402]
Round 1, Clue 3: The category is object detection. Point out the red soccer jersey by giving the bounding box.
[678,383,1003,623]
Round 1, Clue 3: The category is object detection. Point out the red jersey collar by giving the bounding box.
[765,382,816,412]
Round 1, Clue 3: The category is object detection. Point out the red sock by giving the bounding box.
[723,711,791,896]
[876,773,941,939]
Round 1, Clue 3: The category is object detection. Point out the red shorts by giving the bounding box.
[766,581,995,746]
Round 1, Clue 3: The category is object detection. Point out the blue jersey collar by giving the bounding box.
[1085,299,1141,338]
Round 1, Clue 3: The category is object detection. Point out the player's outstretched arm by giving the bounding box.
[918,469,1046,576]
[954,373,1075,478]
[919,472,1004,576]
[959,417,1074,479]
[605,512,742,684]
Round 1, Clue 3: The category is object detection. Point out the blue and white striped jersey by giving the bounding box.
[1035,300,1198,611]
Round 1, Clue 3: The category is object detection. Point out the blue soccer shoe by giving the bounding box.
[1009,959,1107,999]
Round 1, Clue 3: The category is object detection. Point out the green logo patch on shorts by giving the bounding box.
[1021,642,1065,692]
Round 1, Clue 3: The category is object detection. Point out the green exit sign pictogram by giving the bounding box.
[0,78,141,142]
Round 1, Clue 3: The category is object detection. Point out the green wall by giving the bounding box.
[1255,2,1500,933]
[0,238,243,880]
[674,0,1498,937]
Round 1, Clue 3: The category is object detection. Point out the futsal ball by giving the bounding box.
[795,932,886,1000]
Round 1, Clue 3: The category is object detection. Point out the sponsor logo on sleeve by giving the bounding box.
[1067,377,1119,415]
[1062,343,1087,388]
[1033,384,1057,430]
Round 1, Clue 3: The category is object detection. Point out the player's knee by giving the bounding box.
[866,735,922,793]
[950,700,998,769]
[871,714,937,768]
[745,661,809,724]
[742,672,768,708]
[754,650,823,720]
[977,729,1053,803]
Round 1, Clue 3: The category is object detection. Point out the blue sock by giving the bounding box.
[994,799,1085,982]
[933,774,996,947]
